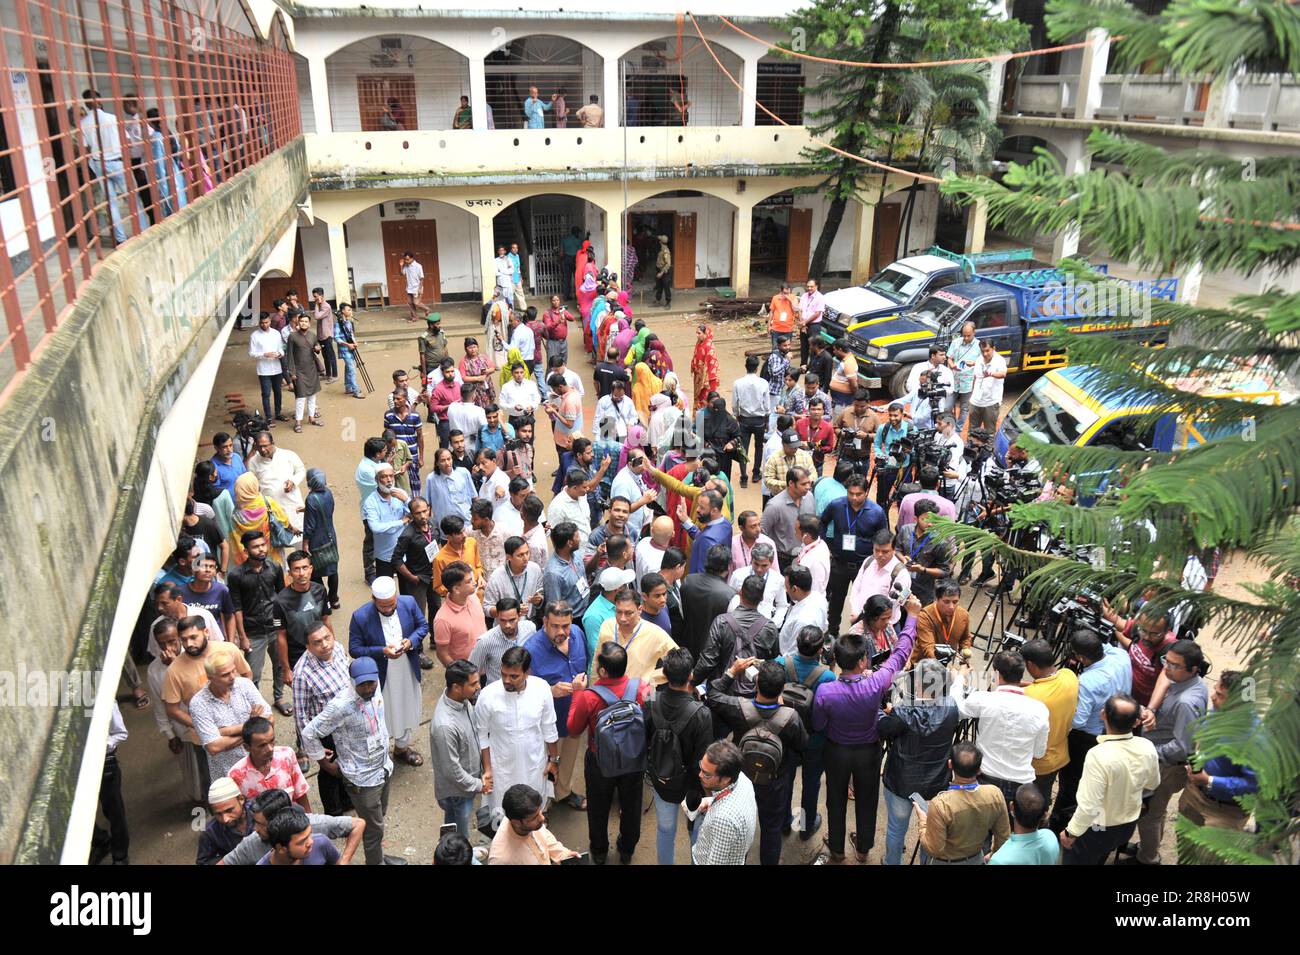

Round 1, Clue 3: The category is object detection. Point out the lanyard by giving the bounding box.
[911,532,932,560]
[949,782,978,791]
[933,608,954,647]
[623,623,643,653]
[358,697,379,735]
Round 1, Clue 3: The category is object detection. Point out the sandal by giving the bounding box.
[274,701,294,717]
[293,423,303,433]
[561,792,587,811]
[309,418,325,427]
[849,832,869,863]
[394,747,425,767]
[131,688,149,710]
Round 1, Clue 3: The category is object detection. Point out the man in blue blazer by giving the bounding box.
[349,576,430,766]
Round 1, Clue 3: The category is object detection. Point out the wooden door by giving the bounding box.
[871,202,902,274]
[357,75,417,132]
[260,240,306,311]
[382,219,440,304]
[673,212,696,289]
[785,207,813,283]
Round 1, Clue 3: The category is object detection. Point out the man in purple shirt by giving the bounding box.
[812,593,923,864]
[679,489,732,576]
[897,465,958,529]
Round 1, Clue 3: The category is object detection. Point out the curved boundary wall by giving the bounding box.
[0,138,308,864]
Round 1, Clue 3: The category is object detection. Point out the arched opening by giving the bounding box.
[485,36,603,130]
[325,35,472,132]
[491,193,606,298]
[618,37,742,127]
[627,189,738,290]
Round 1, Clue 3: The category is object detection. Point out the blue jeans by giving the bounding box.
[91,156,148,243]
[258,373,283,418]
[339,345,359,394]
[652,789,697,865]
[533,360,549,401]
[437,794,475,840]
[883,787,929,865]
[786,743,825,828]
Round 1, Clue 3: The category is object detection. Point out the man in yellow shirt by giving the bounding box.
[1022,638,1080,806]
[430,513,485,599]
[596,587,677,685]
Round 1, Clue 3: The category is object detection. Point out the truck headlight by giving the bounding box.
[867,345,886,360]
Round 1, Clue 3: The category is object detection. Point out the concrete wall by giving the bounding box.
[0,139,308,864]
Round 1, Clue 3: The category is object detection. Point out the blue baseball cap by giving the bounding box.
[350,657,380,686]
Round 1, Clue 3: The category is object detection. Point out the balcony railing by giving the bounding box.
[1009,74,1079,118]
[305,125,817,182]
[1096,75,1208,125]
[1229,75,1300,133]
[0,0,301,393]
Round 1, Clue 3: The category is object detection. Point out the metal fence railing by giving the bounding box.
[0,0,301,395]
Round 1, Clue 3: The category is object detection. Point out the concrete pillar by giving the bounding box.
[1074,28,1111,121]
[1202,74,1234,129]
[732,203,754,296]
[1052,138,1090,261]
[965,198,988,254]
[1177,261,1204,306]
[741,57,759,127]
[308,56,332,134]
[327,220,350,305]
[606,204,623,288]
[470,58,489,131]
[476,212,497,301]
[850,200,876,284]
[603,56,621,129]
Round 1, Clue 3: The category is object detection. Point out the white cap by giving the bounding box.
[371,576,398,599]
[598,567,634,592]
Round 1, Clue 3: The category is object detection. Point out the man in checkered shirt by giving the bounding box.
[293,621,352,815]
[692,739,757,865]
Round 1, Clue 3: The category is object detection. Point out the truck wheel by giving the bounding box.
[889,364,918,399]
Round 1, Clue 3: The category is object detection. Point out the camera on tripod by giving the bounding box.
[984,466,1042,506]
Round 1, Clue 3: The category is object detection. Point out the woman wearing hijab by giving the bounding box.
[631,361,663,423]
[618,422,650,472]
[648,392,681,460]
[498,346,534,388]
[302,468,341,610]
[702,395,743,486]
[613,321,637,365]
[691,324,721,413]
[597,309,626,363]
[193,460,235,542]
[229,472,291,565]
[644,334,673,380]
[623,323,653,368]
[660,370,686,411]
[576,241,598,317]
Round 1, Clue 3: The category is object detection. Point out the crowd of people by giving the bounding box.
[95,244,1249,867]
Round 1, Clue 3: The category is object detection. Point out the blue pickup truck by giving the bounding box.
[821,263,1179,396]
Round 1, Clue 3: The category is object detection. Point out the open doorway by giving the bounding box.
[629,211,674,286]
[751,192,813,284]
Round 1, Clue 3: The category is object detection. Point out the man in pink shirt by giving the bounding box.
[897,465,958,528]
[427,358,462,449]
[228,716,312,809]
[434,560,487,666]
[847,528,912,633]
[730,509,776,575]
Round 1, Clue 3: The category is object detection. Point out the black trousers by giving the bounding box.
[584,750,643,858]
[827,559,861,637]
[754,768,794,865]
[875,467,900,511]
[320,338,338,378]
[317,734,355,816]
[561,255,576,298]
[96,752,130,862]
[1064,819,1137,865]
[654,273,672,306]
[824,739,883,856]
[362,521,375,584]
[737,416,766,480]
[129,156,155,225]
[1049,729,1099,833]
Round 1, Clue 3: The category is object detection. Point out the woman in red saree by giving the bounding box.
[690,323,721,413]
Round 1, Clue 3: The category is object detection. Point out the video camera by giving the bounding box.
[983,465,1043,507]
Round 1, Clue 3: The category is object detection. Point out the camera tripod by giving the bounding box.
[964,522,1043,668]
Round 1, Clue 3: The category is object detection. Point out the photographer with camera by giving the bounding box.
[1124,640,1209,866]
[1047,630,1133,834]
[832,389,875,477]
[910,579,972,666]
[895,499,955,608]
[871,402,913,511]
[795,398,836,477]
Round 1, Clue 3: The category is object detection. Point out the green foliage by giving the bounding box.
[940,0,1300,864]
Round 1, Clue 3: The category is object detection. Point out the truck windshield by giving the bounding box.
[1005,375,1099,446]
[908,294,967,331]
[865,265,925,304]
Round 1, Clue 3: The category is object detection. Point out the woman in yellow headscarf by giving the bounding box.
[498,346,533,388]
[229,472,291,565]
[630,361,662,424]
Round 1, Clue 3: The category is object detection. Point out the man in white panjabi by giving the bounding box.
[476,644,559,827]
[246,430,307,533]
[349,576,430,766]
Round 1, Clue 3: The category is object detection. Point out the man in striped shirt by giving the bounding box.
[292,621,352,815]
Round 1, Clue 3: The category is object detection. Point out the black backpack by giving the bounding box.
[781,656,828,732]
[738,700,796,786]
[647,694,705,794]
[720,612,771,697]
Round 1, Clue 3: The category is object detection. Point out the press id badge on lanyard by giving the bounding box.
[424,539,439,562]
[841,534,856,552]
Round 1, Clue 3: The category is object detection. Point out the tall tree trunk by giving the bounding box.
[806,1,902,282]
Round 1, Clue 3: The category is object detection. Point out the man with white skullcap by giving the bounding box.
[301,657,407,864]
[348,576,429,768]
[361,462,411,579]
[196,776,251,864]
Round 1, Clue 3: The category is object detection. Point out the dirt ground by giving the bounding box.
[108,286,1247,865]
